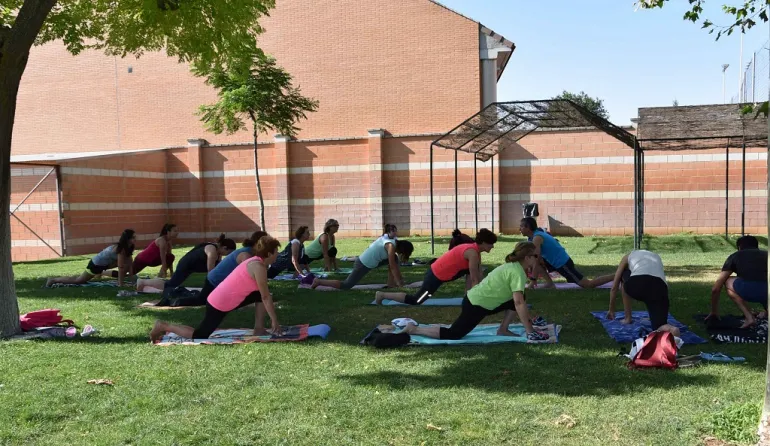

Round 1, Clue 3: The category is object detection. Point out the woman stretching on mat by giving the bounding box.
[606,250,680,337]
[46,229,136,287]
[311,235,414,290]
[135,234,236,301]
[304,219,340,272]
[150,236,284,341]
[519,217,613,289]
[195,231,268,304]
[401,242,549,341]
[131,223,179,278]
[267,226,312,279]
[374,229,497,305]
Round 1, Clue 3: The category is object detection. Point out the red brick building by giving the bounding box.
[9,0,767,261]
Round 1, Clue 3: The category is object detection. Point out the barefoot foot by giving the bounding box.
[310,279,320,289]
[149,320,167,342]
[375,291,386,305]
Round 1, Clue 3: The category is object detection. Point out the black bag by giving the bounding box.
[522,202,539,217]
[362,328,411,349]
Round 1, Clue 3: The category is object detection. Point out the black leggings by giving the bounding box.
[163,259,205,290]
[439,297,516,340]
[404,268,469,305]
[192,291,262,339]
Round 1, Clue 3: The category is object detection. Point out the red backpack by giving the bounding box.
[19,309,74,331]
[628,331,678,370]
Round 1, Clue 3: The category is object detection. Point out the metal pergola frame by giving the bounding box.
[429,99,637,254]
[635,104,769,245]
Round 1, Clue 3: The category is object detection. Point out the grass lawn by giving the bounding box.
[1,234,767,445]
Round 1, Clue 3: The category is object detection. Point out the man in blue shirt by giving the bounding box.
[519,217,614,289]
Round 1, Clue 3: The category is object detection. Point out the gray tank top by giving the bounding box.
[92,245,118,267]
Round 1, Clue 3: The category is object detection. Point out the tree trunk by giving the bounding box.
[0,0,58,337]
[759,108,770,445]
[253,123,266,232]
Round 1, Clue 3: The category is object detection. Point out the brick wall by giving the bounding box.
[12,0,482,155]
[9,129,768,261]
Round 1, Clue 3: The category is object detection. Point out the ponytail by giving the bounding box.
[505,241,536,263]
[243,230,268,247]
[448,229,474,249]
[216,233,236,251]
[323,219,339,234]
[117,229,136,256]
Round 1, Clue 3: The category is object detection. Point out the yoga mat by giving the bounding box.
[362,323,560,345]
[154,324,331,345]
[300,281,423,292]
[590,311,706,344]
[550,282,612,290]
[694,314,768,344]
[371,297,465,306]
[50,280,120,288]
[140,286,203,294]
[309,267,353,275]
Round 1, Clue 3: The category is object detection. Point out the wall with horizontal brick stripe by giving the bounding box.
[9,129,768,261]
[9,165,61,262]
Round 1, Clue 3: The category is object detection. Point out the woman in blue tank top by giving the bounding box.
[519,217,614,289]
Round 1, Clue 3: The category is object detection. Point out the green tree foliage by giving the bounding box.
[0,0,275,337]
[551,90,610,120]
[198,56,319,231]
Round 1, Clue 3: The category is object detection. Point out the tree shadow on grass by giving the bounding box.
[337,345,719,397]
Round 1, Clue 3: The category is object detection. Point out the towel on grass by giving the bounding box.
[694,313,768,344]
[590,311,706,344]
[50,280,121,288]
[371,297,465,306]
[154,324,331,345]
[299,281,423,292]
[309,267,352,275]
[361,323,560,346]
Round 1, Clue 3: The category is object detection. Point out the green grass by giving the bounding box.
[0,234,766,445]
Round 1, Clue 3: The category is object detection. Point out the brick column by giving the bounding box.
[367,129,385,237]
[186,138,207,238]
[273,134,292,239]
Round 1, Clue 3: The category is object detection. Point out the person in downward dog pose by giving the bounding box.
[195,231,268,304]
[401,242,549,341]
[519,217,613,289]
[46,229,136,287]
[267,226,311,279]
[131,223,179,277]
[304,219,340,272]
[150,236,284,341]
[311,233,414,290]
[374,229,497,305]
[606,249,680,337]
[135,234,236,303]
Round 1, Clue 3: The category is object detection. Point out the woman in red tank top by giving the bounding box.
[375,229,497,305]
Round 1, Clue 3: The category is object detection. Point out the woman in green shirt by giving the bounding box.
[403,242,549,341]
[304,219,339,272]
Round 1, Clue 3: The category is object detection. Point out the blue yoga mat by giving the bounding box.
[590,311,707,344]
[362,323,560,345]
[370,297,465,306]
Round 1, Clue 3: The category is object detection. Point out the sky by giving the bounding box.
[438,0,770,125]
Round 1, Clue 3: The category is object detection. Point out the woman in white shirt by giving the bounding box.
[606,250,680,337]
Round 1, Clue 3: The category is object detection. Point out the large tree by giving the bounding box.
[197,56,318,232]
[637,1,770,443]
[0,0,275,337]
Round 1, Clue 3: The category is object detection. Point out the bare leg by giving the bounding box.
[621,285,634,324]
[725,278,756,328]
[311,278,341,289]
[136,278,166,292]
[46,271,94,287]
[497,310,522,336]
[403,323,440,338]
[375,291,407,304]
[253,303,268,335]
[150,320,194,342]
[578,274,615,289]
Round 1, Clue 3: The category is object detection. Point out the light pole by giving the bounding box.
[722,63,730,104]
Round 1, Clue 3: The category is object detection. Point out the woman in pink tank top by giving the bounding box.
[375,229,497,306]
[150,236,285,341]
